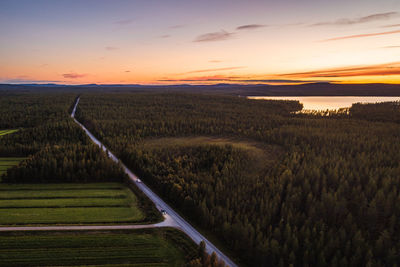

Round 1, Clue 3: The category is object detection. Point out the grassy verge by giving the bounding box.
[0,183,146,225]
[0,228,197,266]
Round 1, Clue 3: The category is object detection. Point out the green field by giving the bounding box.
[0,183,145,225]
[0,129,18,137]
[0,228,197,266]
[0,157,25,177]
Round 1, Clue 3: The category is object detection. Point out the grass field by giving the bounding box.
[0,228,198,266]
[0,129,18,137]
[0,157,25,177]
[0,183,145,225]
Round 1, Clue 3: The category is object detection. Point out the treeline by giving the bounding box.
[350,101,400,123]
[2,144,124,183]
[76,93,400,266]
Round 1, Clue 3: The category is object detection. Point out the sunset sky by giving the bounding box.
[1,0,400,85]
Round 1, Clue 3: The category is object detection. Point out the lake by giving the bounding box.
[247,96,400,110]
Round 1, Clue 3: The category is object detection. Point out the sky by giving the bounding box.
[1,0,400,85]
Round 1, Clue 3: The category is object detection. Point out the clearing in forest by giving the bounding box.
[142,136,281,173]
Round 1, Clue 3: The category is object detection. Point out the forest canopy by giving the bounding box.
[75,93,400,267]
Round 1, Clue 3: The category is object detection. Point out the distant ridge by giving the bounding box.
[1,83,400,96]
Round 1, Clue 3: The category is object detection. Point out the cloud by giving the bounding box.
[238,79,316,84]
[383,45,400,48]
[125,70,131,73]
[382,23,400,28]
[159,76,226,82]
[236,24,266,30]
[114,19,133,25]
[320,29,400,42]
[182,66,244,74]
[105,46,119,51]
[194,30,234,42]
[311,12,398,26]
[159,34,170,38]
[209,60,222,63]
[2,78,61,84]
[62,73,87,79]
[278,62,400,78]
[158,75,316,84]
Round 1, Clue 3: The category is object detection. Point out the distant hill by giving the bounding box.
[1,83,400,96]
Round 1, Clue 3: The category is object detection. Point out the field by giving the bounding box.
[0,157,25,177]
[0,228,198,266]
[0,129,18,137]
[0,183,145,225]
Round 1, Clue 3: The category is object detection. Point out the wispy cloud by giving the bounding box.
[238,79,314,83]
[194,30,234,42]
[383,45,400,49]
[62,73,87,79]
[236,24,266,30]
[158,75,315,84]
[114,19,134,25]
[182,66,244,74]
[209,60,222,63]
[2,78,61,84]
[159,75,229,82]
[382,23,400,28]
[159,34,170,38]
[321,29,400,42]
[311,12,398,26]
[278,62,400,78]
[105,46,119,51]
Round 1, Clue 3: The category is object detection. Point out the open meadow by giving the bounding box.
[0,183,145,225]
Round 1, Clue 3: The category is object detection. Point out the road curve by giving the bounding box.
[0,214,176,232]
[71,97,238,267]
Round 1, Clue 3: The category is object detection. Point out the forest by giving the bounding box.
[75,93,400,267]
[0,92,226,266]
[0,93,125,183]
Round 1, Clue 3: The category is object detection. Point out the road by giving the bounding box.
[0,214,176,232]
[70,97,237,267]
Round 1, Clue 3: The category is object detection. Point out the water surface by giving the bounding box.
[248,96,400,110]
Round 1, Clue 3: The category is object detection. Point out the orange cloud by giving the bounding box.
[278,62,400,78]
[181,66,244,75]
[62,73,87,79]
[321,29,400,42]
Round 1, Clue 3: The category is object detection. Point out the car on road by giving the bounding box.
[160,209,167,215]
[136,179,141,183]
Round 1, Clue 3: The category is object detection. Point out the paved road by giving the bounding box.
[70,97,238,267]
